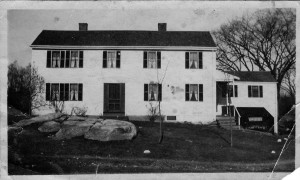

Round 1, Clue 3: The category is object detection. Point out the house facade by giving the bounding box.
[31,23,278,133]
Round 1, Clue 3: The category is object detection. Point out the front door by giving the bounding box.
[104,83,125,114]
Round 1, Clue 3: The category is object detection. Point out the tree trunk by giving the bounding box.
[158,101,164,144]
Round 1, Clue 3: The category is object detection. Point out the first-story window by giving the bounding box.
[47,50,83,68]
[143,51,161,69]
[185,51,203,69]
[103,50,121,68]
[51,84,59,101]
[46,83,83,101]
[185,84,203,101]
[248,85,263,98]
[144,83,162,101]
[70,84,79,101]
[222,84,238,98]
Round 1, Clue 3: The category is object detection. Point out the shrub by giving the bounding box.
[71,106,88,117]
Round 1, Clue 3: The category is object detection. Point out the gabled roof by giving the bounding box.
[31,30,216,47]
[225,71,277,82]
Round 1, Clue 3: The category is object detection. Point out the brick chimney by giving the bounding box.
[79,23,88,31]
[158,23,167,31]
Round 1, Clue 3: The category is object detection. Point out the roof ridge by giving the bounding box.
[32,30,217,47]
[41,30,211,33]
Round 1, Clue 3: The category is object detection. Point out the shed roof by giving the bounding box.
[225,71,276,82]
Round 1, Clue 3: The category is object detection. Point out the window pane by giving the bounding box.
[189,52,199,69]
[189,84,198,101]
[228,85,233,97]
[149,84,158,101]
[70,84,78,101]
[51,84,59,101]
[148,52,157,68]
[249,117,263,122]
[252,86,259,97]
[71,51,79,68]
[52,51,60,68]
[107,51,116,68]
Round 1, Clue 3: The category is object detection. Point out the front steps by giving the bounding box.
[216,116,242,130]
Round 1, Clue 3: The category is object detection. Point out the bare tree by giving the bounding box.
[213,8,296,101]
[281,66,295,101]
[156,60,169,144]
[28,65,48,115]
[8,61,47,115]
[146,58,169,144]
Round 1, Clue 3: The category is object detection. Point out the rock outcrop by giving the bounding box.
[38,121,61,133]
[84,119,137,141]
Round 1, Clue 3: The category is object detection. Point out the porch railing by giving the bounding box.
[234,106,241,129]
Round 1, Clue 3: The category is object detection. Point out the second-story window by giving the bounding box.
[47,50,83,68]
[103,51,121,68]
[52,51,60,68]
[185,51,203,69]
[71,51,79,68]
[143,51,161,69]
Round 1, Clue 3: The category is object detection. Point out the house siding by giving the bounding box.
[32,49,217,124]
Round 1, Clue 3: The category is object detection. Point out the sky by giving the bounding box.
[8,8,256,66]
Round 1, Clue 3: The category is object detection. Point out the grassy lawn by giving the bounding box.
[8,119,295,174]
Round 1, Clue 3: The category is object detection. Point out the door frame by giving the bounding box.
[103,83,125,115]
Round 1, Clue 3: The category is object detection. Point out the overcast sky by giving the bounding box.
[8,8,256,66]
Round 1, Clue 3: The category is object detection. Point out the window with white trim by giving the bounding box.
[248,85,263,98]
[185,84,203,101]
[103,50,121,68]
[47,50,83,68]
[144,83,162,101]
[46,83,83,101]
[70,51,79,68]
[185,52,203,69]
[143,51,161,69]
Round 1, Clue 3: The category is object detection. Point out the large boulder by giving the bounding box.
[67,116,87,121]
[38,121,61,133]
[67,116,103,123]
[14,113,65,127]
[54,120,95,140]
[84,119,137,141]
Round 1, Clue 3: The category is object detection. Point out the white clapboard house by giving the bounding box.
[30,23,278,133]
